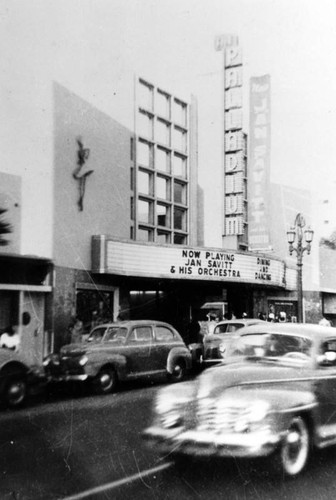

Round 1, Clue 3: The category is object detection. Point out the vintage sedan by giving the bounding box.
[143,322,336,476]
[202,318,265,366]
[0,347,45,408]
[44,320,192,394]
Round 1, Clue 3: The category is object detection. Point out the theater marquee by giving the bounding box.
[92,237,292,288]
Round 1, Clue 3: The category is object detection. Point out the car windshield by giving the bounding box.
[229,332,313,364]
[214,323,243,335]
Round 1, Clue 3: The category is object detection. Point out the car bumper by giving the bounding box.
[143,426,281,458]
[47,374,89,382]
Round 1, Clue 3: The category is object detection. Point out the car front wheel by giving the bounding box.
[276,416,310,477]
[168,359,186,382]
[3,375,27,408]
[93,367,118,395]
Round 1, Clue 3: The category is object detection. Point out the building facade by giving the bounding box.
[0,172,53,366]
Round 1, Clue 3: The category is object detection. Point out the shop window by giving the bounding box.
[0,291,18,332]
[76,290,114,334]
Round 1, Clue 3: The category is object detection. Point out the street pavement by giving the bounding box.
[0,378,336,500]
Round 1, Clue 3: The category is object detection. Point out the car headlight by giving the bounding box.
[43,354,60,367]
[234,401,270,433]
[78,355,88,366]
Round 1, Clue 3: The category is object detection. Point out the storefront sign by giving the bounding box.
[248,75,272,250]
[223,38,245,237]
[92,237,290,288]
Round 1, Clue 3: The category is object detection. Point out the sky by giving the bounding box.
[1,0,336,250]
[45,0,336,192]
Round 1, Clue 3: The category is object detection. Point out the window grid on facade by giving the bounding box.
[156,175,170,201]
[135,77,190,245]
[157,203,170,228]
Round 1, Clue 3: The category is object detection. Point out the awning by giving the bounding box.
[0,253,53,286]
[201,302,226,310]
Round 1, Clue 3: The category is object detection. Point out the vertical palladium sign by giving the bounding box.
[223,38,245,237]
[248,75,272,251]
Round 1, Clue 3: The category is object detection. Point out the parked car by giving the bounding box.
[0,347,45,408]
[202,318,265,365]
[143,322,336,477]
[43,320,192,394]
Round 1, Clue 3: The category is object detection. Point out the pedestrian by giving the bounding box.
[186,318,201,345]
[69,317,84,343]
[267,312,275,322]
[0,325,20,351]
[319,317,331,327]
[279,311,287,323]
[207,315,218,334]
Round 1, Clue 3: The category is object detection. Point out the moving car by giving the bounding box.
[0,348,44,408]
[44,320,192,394]
[202,318,265,365]
[143,322,336,477]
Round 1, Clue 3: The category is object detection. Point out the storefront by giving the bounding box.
[91,237,297,340]
[0,254,53,366]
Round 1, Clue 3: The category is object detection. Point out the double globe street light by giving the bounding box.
[286,213,314,323]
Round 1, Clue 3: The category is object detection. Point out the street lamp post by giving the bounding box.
[286,213,314,323]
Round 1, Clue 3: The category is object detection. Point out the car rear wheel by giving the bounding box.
[3,375,27,408]
[93,367,118,394]
[168,359,186,382]
[276,416,310,477]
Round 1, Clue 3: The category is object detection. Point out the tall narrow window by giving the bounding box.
[156,90,170,119]
[138,111,153,140]
[172,127,186,152]
[138,140,152,168]
[157,176,169,200]
[138,227,153,242]
[156,147,170,173]
[138,200,152,224]
[138,80,153,111]
[138,170,152,196]
[130,137,134,161]
[173,234,186,245]
[173,154,186,178]
[173,99,187,127]
[157,204,169,227]
[174,207,186,231]
[174,181,186,204]
[156,119,170,146]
